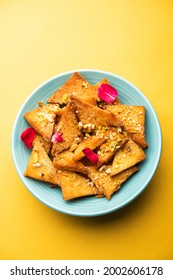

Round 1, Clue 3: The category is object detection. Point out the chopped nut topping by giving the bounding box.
[110,142,118,151]
[37,112,54,122]
[117,127,122,133]
[98,165,106,172]
[82,82,88,88]
[109,132,117,140]
[37,112,46,122]
[44,113,54,122]
[86,179,94,187]
[85,133,91,138]
[105,167,111,174]
[78,122,95,133]
[33,162,41,167]
[78,121,83,129]
[61,93,68,104]
[74,137,81,143]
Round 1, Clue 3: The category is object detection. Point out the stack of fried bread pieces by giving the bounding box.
[23,72,148,200]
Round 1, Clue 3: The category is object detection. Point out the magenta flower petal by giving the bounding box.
[82,148,98,164]
[20,127,36,148]
[98,83,118,103]
[51,132,64,143]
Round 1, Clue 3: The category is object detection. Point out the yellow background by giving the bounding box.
[0,0,173,260]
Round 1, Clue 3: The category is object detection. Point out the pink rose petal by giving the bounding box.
[82,147,98,164]
[51,132,64,143]
[20,127,36,148]
[98,83,118,103]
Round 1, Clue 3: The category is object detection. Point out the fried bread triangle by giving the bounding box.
[47,72,97,105]
[88,165,138,199]
[24,137,59,185]
[51,103,83,156]
[104,104,148,148]
[24,104,61,141]
[57,170,100,200]
[111,138,146,176]
[70,95,122,128]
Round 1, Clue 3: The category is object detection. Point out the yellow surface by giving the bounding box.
[0,0,173,260]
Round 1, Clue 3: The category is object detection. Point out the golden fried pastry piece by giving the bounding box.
[111,138,146,176]
[53,150,88,174]
[24,138,59,185]
[24,103,61,141]
[70,95,122,129]
[88,165,138,200]
[104,104,148,148]
[57,170,100,200]
[47,72,97,105]
[51,103,83,156]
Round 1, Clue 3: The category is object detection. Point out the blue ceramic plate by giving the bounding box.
[11,70,162,216]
